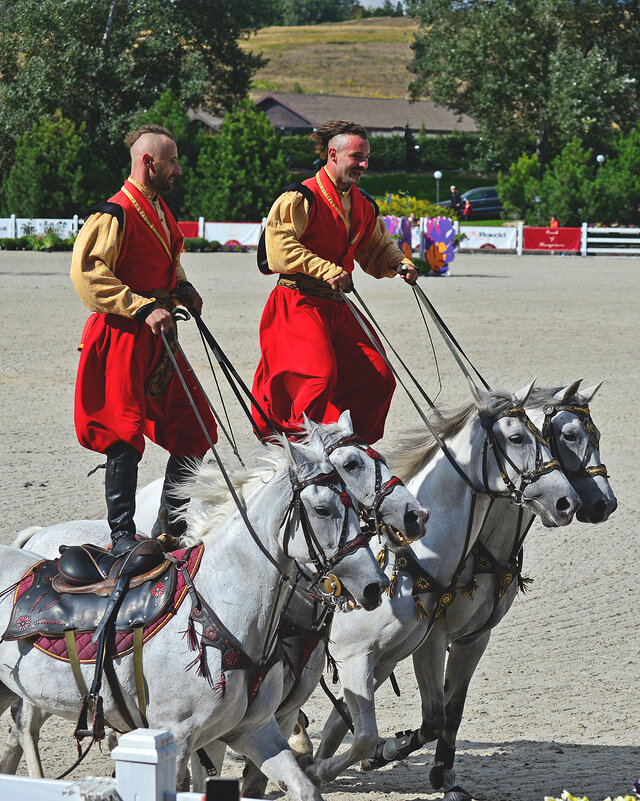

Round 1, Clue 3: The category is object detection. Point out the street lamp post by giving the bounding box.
[434,170,442,204]
[596,153,605,178]
[534,195,541,224]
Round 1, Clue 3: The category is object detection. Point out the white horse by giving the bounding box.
[2,412,429,789]
[306,381,582,786]
[367,381,616,800]
[0,433,389,799]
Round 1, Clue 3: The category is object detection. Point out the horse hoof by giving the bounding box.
[443,784,473,801]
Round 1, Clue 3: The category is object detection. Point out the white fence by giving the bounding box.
[0,728,259,801]
[580,223,640,256]
[0,215,79,238]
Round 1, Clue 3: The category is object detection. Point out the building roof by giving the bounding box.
[255,93,477,135]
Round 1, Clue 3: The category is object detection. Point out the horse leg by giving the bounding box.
[2,699,47,777]
[228,717,323,801]
[432,631,492,793]
[242,706,303,799]
[308,653,384,785]
[190,741,227,793]
[362,635,449,771]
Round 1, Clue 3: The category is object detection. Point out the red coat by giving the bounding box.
[252,172,395,445]
[74,181,217,458]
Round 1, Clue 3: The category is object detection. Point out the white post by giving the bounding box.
[72,214,79,235]
[516,222,524,256]
[581,222,588,257]
[198,216,205,239]
[112,729,178,801]
[419,216,426,260]
[10,213,16,238]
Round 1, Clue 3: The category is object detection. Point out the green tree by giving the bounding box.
[588,125,640,225]
[0,0,275,181]
[4,110,92,217]
[277,0,356,24]
[203,100,288,222]
[133,89,205,218]
[528,138,596,226]
[498,152,541,220]
[408,0,640,169]
[185,136,218,220]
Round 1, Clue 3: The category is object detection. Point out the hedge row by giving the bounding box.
[0,233,76,251]
[281,133,483,171]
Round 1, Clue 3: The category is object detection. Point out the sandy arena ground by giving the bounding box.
[0,251,638,800]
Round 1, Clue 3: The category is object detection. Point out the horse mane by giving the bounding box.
[528,386,585,407]
[177,433,332,539]
[388,389,516,481]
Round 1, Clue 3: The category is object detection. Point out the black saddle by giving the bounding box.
[2,539,174,641]
[56,538,165,592]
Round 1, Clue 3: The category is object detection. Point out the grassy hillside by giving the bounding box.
[241,16,421,99]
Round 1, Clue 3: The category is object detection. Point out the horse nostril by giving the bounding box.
[590,500,608,523]
[404,508,428,537]
[363,583,383,609]
[556,496,571,512]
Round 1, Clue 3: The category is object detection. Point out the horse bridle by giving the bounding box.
[323,433,405,529]
[480,405,562,503]
[281,467,373,601]
[541,402,609,480]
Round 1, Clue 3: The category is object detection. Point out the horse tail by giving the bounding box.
[13,526,44,549]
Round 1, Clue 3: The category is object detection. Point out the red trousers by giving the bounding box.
[75,313,217,458]
[252,286,395,444]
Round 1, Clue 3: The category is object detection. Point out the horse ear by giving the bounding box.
[302,412,318,438]
[467,377,493,410]
[513,379,536,407]
[285,438,304,468]
[580,381,603,404]
[337,409,353,433]
[552,379,582,405]
[309,426,327,454]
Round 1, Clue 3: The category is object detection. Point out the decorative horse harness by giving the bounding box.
[380,404,561,629]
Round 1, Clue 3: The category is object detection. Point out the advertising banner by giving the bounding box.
[523,227,581,251]
[0,218,13,238]
[15,218,76,237]
[459,226,517,250]
[178,221,199,239]
[203,221,262,246]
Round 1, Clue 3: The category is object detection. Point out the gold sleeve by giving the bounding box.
[354,216,409,279]
[175,260,187,285]
[70,213,155,318]
[265,192,343,282]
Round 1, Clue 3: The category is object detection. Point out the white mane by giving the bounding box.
[178,433,332,539]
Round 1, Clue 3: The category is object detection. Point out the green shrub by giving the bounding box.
[183,237,210,252]
[378,193,457,221]
[208,240,221,252]
[0,238,17,250]
[281,135,316,170]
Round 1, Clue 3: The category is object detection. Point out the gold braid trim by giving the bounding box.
[317,169,349,232]
[414,597,429,620]
[122,187,172,260]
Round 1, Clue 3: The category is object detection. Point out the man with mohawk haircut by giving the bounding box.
[252,119,417,445]
[71,125,217,555]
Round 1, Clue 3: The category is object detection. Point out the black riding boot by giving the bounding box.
[150,454,201,542]
[105,442,140,557]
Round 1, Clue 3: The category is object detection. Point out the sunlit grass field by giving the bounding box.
[241,16,421,98]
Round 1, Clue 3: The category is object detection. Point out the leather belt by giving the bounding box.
[277,273,346,301]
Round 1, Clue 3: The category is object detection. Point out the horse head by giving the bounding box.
[283,437,389,611]
[527,380,617,524]
[301,411,429,547]
[468,379,582,527]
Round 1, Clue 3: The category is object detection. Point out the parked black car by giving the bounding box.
[439,186,503,220]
